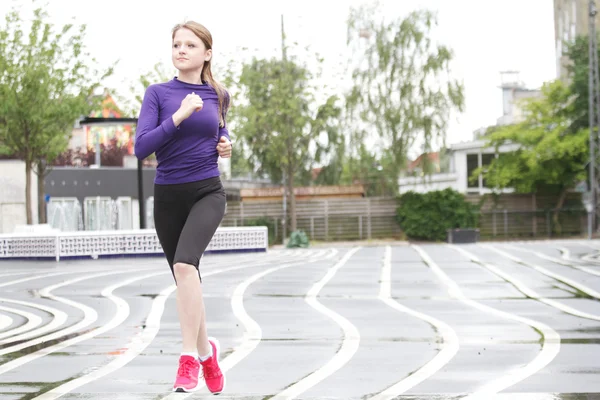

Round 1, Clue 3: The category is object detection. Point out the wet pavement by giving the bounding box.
[0,240,599,399]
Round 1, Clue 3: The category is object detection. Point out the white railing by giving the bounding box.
[0,226,268,261]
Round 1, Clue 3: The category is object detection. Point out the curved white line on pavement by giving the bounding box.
[220,249,336,373]
[0,265,162,290]
[366,246,459,400]
[508,245,600,278]
[36,250,336,400]
[558,247,600,274]
[269,247,362,400]
[0,271,75,289]
[160,249,338,400]
[412,245,560,398]
[32,281,175,400]
[0,298,68,343]
[0,267,160,361]
[474,246,600,322]
[0,271,46,280]
[487,244,600,300]
[0,305,42,340]
[0,270,166,376]
[0,314,12,331]
[561,242,600,264]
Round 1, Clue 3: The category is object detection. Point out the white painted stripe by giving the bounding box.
[559,247,572,260]
[488,244,600,300]
[0,271,46,280]
[0,266,162,289]
[36,250,337,400]
[476,246,600,321]
[0,271,75,289]
[0,270,166,376]
[32,282,176,400]
[366,246,459,400]
[509,245,600,278]
[0,267,160,360]
[0,298,68,343]
[269,247,362,400]
[220,249,335,373]
[570,242,600,263]
[0,313,12,331]
[447,245,561,398]
[160,249,338,400]
[0,305,42,340]
[556,246,599,270]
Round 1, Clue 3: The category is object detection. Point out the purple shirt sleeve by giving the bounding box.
[134,85,178,160]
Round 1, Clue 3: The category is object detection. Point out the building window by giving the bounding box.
[481,153,495,188]
[467,154,478,188]
[466,152,497,191]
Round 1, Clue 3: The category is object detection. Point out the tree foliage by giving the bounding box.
[346,3,464,189]
[564,35,596,132]
[235,57,341,232]
[477,79,588,232]
[0,5,112,223]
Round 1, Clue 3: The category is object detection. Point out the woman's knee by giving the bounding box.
[173,262,197,280]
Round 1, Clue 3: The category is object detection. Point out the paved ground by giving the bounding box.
[0,240,600,399]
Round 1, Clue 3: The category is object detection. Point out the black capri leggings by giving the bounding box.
[153,176,226,282]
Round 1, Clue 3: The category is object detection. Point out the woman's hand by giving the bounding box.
[217,136,232,158]
[172,92,203,126]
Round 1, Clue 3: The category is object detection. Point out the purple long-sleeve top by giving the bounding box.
[134,77,230,185]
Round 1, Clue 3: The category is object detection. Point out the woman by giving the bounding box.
[134,20,232,394]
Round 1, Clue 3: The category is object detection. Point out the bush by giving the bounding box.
[243,217,277,246]
[396,189,480,241]
[286,230,310,248]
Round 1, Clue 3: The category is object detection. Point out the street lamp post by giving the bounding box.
[588,0,600,237]
[79,117,145,229]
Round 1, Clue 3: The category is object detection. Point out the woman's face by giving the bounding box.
[172,28,211,73]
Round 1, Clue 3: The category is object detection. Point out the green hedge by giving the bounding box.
[396,189,480,241]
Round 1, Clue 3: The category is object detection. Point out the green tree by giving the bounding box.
[477,80,588,233]
[220,57,253,178]
[337,145,397,197]
[235,57,341,232]
[346,4,465,191]
[564,35,597,132]
[0,5,112,224]
[114,61,173,117]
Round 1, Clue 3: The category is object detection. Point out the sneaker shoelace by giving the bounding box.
[202,357,220,379]
[177,358,197,378]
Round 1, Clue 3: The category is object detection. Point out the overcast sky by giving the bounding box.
[1,0,557,148]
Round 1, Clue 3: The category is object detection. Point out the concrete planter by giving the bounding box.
[446,228,479,244]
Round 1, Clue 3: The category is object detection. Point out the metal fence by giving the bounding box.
[479,208,587,239]
[220,197,401,244]
[221,197,588,243]
[21,194,587,242]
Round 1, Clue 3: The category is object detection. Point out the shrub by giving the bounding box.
[396,189,480,241]
[286,230,310,248]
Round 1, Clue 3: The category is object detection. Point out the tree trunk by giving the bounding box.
[37,163,47,224]
[25,161,33,224]
[552,188,568,236]
[288,169,297,232]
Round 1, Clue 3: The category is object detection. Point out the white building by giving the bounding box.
[399,72,537,195]
[398,140,519,195]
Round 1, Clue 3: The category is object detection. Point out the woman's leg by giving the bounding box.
[173,187,226,356]
[172,183,226,394]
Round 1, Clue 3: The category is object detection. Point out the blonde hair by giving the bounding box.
[172,21,229,127]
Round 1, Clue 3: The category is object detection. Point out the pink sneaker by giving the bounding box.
[200,337,225,394]
[172,355,201,392]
